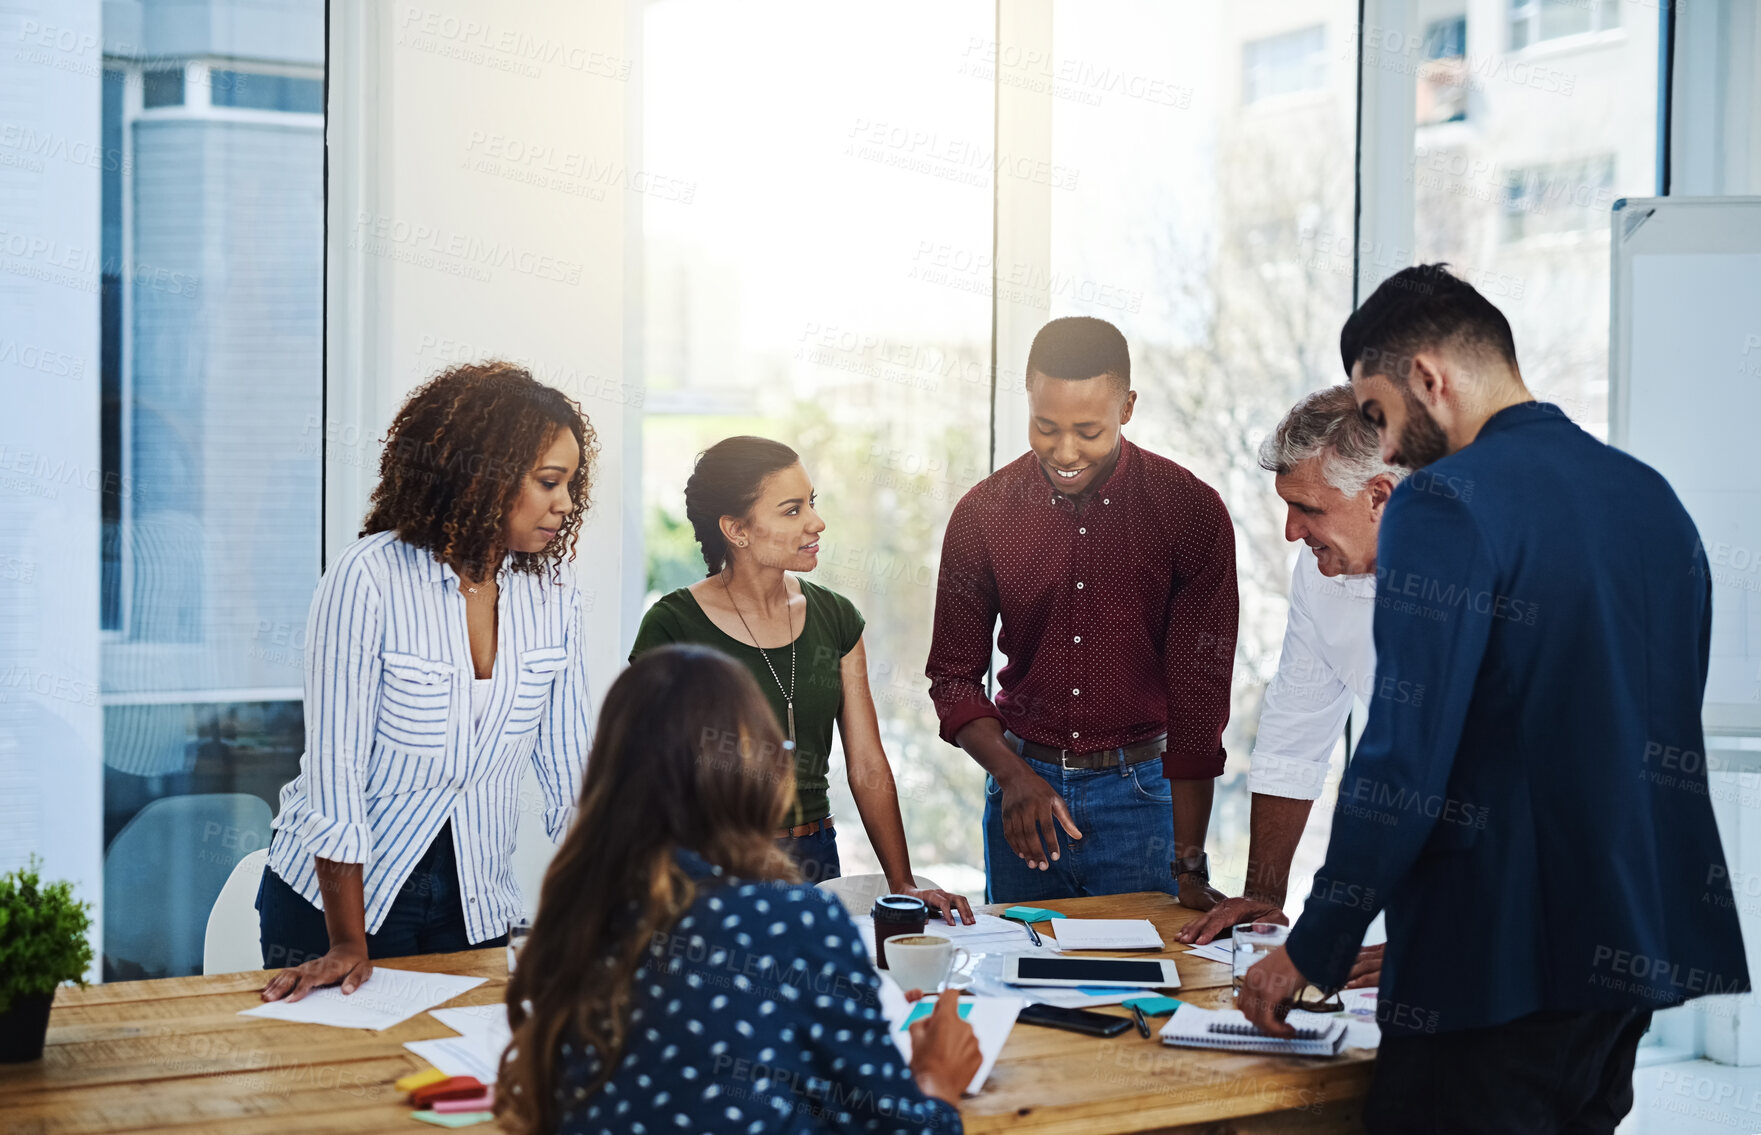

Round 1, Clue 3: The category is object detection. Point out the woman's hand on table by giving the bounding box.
[1177,895,1287,945]
[907,988,981,1105]
[900,885,976,926]
[259,943,373,1002]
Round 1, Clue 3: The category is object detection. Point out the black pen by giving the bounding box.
[1130,1003,1152,1038]
[1020,918,1042,947]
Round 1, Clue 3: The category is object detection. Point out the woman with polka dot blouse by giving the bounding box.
[497,645,979,1135]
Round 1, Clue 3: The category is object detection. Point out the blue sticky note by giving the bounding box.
[1002,905,1065,923]
[900,1001,975,1030]
[1122,995,1183,1016]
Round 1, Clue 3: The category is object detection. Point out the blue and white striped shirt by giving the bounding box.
[268,532,591,944]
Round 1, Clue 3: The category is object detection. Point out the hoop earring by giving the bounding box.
[737,540,748,547]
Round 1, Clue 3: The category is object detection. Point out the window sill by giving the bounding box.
[1508,27,1629,63]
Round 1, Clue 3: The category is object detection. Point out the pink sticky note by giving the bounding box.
[432,1089,494,1114]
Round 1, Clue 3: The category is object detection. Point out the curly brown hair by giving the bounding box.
[361,361,598,581]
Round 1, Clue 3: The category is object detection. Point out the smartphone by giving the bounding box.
[1017,1003,1133,1038]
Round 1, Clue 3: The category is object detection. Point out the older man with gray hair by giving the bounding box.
[1179,385,1404,977]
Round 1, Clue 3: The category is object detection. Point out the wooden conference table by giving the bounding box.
[1,892,1373,1134]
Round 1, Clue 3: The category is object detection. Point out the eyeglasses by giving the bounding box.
[1291,985,1344,1013]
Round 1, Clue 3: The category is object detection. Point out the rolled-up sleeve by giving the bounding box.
[298,552,383,864]
[533,586,590,841]
[1248,559,1353,801]
[1162,486,1238,779]
[927,490,1005,745]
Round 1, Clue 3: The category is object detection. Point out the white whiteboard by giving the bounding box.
[1610,197,1761,734]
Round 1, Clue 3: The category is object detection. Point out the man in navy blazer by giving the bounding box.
[1241,264,1749,1133]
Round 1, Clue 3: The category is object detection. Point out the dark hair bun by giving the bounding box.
[683,436,800,576]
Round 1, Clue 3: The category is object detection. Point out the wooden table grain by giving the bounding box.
[0,892,1372,1134]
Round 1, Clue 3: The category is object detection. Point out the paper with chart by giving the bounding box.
[878,982,1022,1096]
[855,912,1059,962]
[240,967,485,1031]
[1183,940,1234,966]
[1047,918,1164,950]
[405,1004,514,1082]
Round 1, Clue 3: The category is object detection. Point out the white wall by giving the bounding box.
[326,0,644,906]
[0,0,107,961]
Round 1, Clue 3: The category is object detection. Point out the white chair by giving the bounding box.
[816,873,943,918]
[203,848,270,974]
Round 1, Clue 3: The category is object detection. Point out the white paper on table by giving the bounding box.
[1335,986,1382,1049]
[1047,918,1163,951]
[239,967,485,1031]
[405,1034,503,1082]
[1004,984,1160,1009]
[1184,940,1234,966]
[404,1004,514,1082]
[877,982,1022,1096]
[855,913,1059,962]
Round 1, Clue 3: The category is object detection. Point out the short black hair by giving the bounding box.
[1026,316,1131,389]
[1340,263,1518,384]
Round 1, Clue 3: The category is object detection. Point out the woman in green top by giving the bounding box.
[631,436,973,924]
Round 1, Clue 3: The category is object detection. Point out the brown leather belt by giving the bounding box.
[1007,731,1166,771]
[778,816,835,839]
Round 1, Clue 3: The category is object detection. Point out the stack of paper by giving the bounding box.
[1159,1003,1347,1057]
[406,1004,514,1083]
[239,968,486,1031]
[1047,918,1163,950]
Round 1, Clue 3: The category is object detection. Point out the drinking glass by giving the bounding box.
[1231,921,1289,998]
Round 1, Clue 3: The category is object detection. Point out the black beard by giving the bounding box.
[1395,384,1451,469]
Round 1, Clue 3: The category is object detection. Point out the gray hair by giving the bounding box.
[1258,385,1407,496]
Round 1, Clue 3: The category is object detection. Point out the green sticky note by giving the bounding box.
[1002,905,1065,923]
[1122,995,1184,1016]
[412,1111,497,1128]
[899,1001,975,1030]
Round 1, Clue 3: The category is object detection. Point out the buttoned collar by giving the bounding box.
[1036,438,1136,513]
[417,544,512,588]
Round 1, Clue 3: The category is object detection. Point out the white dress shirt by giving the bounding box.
[1248,551,1377,800]
[267,532,591,943]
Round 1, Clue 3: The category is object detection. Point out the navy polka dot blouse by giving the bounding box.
[554,850,962,1134]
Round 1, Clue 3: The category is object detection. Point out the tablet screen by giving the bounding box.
[1015,957,1168,983]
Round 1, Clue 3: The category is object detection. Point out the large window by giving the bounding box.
[1411,0,1657,436]
[94,19,325,979]
[1047,0,1360,916]
[641,0,993,890]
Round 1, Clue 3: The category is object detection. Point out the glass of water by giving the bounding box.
[1231,921,1289,998]
[507,916,532,974]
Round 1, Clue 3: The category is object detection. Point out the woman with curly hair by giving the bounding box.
[498,644,977,1135]
[257,361,598,1002]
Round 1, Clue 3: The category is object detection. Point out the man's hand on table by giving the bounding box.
[1174,875,1229,914]
[259,943,373,1003]
[997,771,1082,870]
[1237,945,1308,1037]
[899,885,976,925]
[1345,942,1384,988]
[1177,895,1286,944]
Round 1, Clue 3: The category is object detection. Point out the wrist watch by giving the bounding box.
[1171,852,1210,882]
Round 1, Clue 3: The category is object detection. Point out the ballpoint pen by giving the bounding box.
[1020,919,1042,947]
[1130,1003,1152,1038]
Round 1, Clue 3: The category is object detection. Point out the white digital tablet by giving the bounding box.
[1002,954,1182,989]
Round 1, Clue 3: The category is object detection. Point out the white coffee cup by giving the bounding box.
[882,933,969,994]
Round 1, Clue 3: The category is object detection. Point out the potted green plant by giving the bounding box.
[0,857,93,1062]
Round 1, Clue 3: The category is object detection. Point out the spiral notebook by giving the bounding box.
[1159,1004,1347,1057]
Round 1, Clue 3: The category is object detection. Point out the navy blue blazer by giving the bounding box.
[1286,401,1750,1035]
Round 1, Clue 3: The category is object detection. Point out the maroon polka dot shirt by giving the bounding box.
[927,439,1238,779]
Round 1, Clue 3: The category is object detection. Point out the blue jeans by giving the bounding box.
[256,822,506,968]
[777,825,841,885]
[982,746,1181,905]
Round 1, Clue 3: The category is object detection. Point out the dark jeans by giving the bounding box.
[777,824,841,884]
[1366,1008,1652,1134]
[256,823,505,968]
